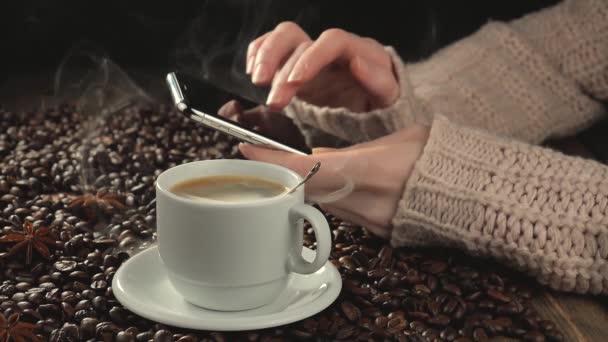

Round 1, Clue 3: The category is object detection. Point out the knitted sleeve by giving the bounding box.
[285,0,608,146]
[392,116,608,294]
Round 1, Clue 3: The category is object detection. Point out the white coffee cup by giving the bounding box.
[155,160,331,311]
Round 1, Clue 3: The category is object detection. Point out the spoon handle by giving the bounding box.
[287,162,321,194]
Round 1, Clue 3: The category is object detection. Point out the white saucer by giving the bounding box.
[112,245,342,331]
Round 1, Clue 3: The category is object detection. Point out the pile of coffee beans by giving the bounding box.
[0,104,563,341]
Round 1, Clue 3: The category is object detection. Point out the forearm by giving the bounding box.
[284,47,418,145]
[286,0,608,147]
[408,0,608,143]
[392,116,608,294]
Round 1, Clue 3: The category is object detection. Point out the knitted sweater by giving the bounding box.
[284,0,608,294]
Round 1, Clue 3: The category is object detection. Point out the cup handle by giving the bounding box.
[288,203,331,274]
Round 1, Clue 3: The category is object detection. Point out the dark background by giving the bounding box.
[0,1,558,76]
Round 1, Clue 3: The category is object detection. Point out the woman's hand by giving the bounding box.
[239,124,430,239]
[247,22,399,112]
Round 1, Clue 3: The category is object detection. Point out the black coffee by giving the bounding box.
[170,175,288,202]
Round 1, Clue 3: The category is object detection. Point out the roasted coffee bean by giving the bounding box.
[414,284,431,296]
[387,318,407,334]
[15,282,32,292]
[444,284,463,296]
[90,280,108,290]
[428,314,451,326]
[539,320,555,331]
[473,328,488,342]
[349,286,371,296]
[0,106,563,341]
[79,317,98,340]
[0,284,16,296]
[92,295,108,312]
[351,250,370,268]
[38,303,60,318]
[443,299,460,314]
[477,300,495,311]
[523,331,546,342]
[378,275,399,290]
[54,260,77,273]
[62,302,75,318]
[440,327,458,341]
[340,301,361,322]
[116,331,136,342]
[367,269,388,279]
[136,331,155,341]
[361,306,382,318]
[375,316,389,328]
[487,289,511,303]
[335,325,356,340]
[420,260,448,274]
[27,292,44,305]
[544,329,564,341]
[153,329,173,342]
[409,311,431,321]
[109,306,129,325]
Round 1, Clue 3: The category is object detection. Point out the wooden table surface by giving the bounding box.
[3,71,607,342]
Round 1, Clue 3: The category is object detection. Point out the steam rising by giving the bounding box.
[54,43,155,254]
[52,3,356,256]
[172,1,356,204]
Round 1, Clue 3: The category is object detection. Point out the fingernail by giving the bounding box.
[287,66,305,83]
[312,147,335,154]
[266,87,282,106]
[246,56,254,74]
[238,142,250,154]
[252,63,268,84]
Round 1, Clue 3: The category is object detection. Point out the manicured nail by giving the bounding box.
[238,142,250,153]
[287,66,305,83]
[312,147,335,154]
[266,87,282,106]
[252,63,268,84]
[246,56,254,74]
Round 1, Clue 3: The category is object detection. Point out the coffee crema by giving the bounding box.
[170,175,288,202]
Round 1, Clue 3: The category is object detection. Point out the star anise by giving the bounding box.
[68,189,126,220]
[0,313,40,342]
[0,221,56,265]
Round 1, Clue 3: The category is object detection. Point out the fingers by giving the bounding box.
[349,56,399,107]
[285,28,357,84]
[246,32,270,75]
[250,22,311,85]
[266,41,311,108]
[321,205,391,239]
[321,191,399,231]
[218,100,243,122]
[249,25,398,111]
[285,29,398,107]
[286,29,384,84]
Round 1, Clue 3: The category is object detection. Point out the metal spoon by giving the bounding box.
[287,162,321,194]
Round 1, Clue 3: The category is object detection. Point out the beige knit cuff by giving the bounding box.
[392,115,608,293]
[284,47,423,146]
